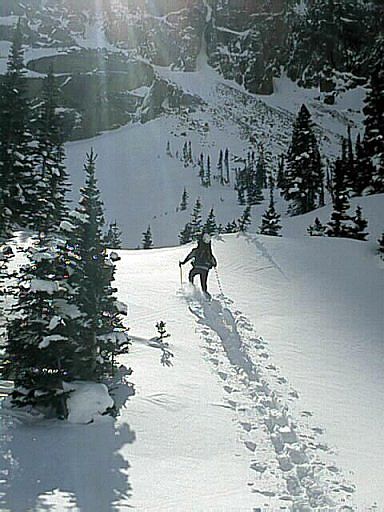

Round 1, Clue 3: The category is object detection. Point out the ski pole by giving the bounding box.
[179,264,183,285]
[214,267,224,296]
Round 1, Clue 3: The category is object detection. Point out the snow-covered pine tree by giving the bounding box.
[224,220,238,234]
[224,148,230,184]
[105,220,122,249]
[205,155,211,187]
[307,217,326,236]
[363,37,384,192]
[0,20,38,229]
[326,159,353,238]
[142,225,153,249]
[203,208,217,236]
[256,148,268,189]
[259,187,281,236]
[276,154,286,191]
[198,153,204,184]
[179,222,193,245]
[217,149,224,184]
[34,69,70,233]
[349,205,368,241]
[190,197,203,240]
[182,141,188,167]
[282,104,323,215]
[238,206,252,233]
[234,166,246,206]
[246,157,264,206]
[68,150,129,380]
[354,134,375,195]
[344,126,355,194]
[3,234,81,417]
[179,187,188,211]
[0,245,14,342]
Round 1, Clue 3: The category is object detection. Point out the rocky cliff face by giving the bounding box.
[206,0,382,96]
[104,0,206,70]
[1,0,382,121]
[103,0,382,96]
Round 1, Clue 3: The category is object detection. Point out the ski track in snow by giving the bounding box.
[181,287,357,511]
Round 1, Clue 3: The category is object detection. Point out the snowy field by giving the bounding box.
[1,216,383,510]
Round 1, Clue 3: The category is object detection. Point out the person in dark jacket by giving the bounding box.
[179,233,217,296]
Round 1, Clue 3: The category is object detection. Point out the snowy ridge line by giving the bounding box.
[182,288,356,510]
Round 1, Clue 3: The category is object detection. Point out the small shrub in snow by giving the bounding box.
[259,188,282,237]
[307,217,326,236]
[142,225,153,249]
[105,220,123,249]
[238,206,252,233]
[349,205,368,241]
[154,321,173,367]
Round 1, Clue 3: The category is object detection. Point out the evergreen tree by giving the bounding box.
[3,234,81,417]
[256,148,268,189]
[247,158,264,206]
[349,205,368,241]
[282,104,323,215]
[0,20,38,229]
[217,149,224,184]
[238,206,252,232]
[179,222,193,245]
[182,141,188,167]
[259,188,281,236]
[203,208,217,236]
[105,220,122,249]
[234,167,246,205]
[363,37,384,192]
[276,154,286,190]
[142,225,153,249]
[198,153,204,185]
[190,197,203,240]
[179,187,188,211]
[34,69,70,233]
[307,217,326,236]
[224,220,238,234]
[354,133,375,195]
[205,156,211,187]
[224,148,230,184]
[0,245,14,341]
[166,140,172,157]
[326,158,353,238]
[69,150,129,380]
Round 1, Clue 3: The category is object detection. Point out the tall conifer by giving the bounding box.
[282,104,323,215]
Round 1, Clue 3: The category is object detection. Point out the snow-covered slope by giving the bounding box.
[65,58,366,248]
[1,203,383,510]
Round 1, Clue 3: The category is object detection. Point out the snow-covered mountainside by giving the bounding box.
[1,210,383,510]
[65,54,367,248]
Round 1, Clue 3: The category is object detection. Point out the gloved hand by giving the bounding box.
[179,261,183,267]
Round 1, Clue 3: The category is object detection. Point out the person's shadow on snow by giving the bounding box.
[0,414,135,512]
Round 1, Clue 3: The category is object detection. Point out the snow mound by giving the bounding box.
[63,381,114,424]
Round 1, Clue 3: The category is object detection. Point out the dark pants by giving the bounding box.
[189,267,209,293]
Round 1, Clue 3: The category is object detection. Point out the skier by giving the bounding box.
[179,233,217,297]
